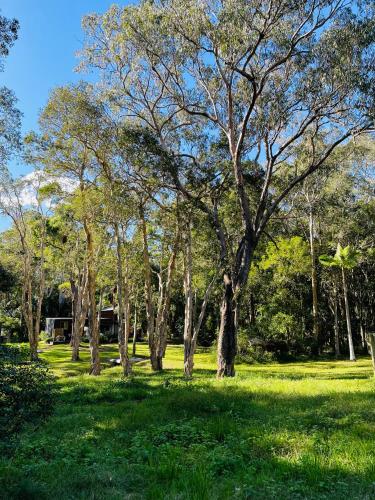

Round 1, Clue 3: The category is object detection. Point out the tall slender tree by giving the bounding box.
[320,244,360,361]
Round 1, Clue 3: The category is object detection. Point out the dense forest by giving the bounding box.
[0,2,375,498]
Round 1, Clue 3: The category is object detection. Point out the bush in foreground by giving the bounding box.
[0,345,55,438]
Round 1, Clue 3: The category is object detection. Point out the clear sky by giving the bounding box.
[1,0,132,230]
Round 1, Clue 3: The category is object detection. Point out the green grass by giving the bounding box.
[1,343,375,499]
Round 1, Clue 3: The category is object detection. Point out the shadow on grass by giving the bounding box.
[3,347,375,499]
[243,370,372,381]
[3,373,375,499]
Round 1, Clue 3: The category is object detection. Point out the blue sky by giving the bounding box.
[1,1,132,230]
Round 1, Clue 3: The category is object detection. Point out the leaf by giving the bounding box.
[319,254,338,267]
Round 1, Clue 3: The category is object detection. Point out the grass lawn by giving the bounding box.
[1,343,375,499]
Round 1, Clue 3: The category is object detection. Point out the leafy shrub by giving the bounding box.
[0,345,56,438]
[0,344,30,363]
[0,314,22,341]
[39,330,52,342]
[237,328,275,364]
[269,312,298,341]
[99,331,116,343]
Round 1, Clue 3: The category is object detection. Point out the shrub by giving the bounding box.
[0,314,22,341]
[237,328,275,364]
[39,330,51,342]
[269,312,298,341]
[0,345,56,438]
[0,344,30,363]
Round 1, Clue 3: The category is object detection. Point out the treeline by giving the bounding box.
[0,1,374,377]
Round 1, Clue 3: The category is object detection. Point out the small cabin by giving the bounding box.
[45,317,73,343]
[45,307,119,344]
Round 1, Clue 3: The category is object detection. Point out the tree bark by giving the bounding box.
[34,230,45,347]
[309,209,319,351]
[114,222,131,376]
[152,229,180,370]
[18,213,46,361]
[70,266,89,361]
[217,273,236,377]
[140,205,156,367]
[132,304,137,357]
[248,292,256,326]
[183,223,194,377]
[70,278,79,352]
[342,267,356,361]
[84,219,101,375]
[184,277,215,378]
[140,203,180,371]
[368,333,375,377]
[359,322,366,351]
[124,272,132,375]
[22,250,38,361]
[333,280,340,358]
[97,287,103,333]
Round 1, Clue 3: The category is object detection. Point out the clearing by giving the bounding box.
[1,343,375,499]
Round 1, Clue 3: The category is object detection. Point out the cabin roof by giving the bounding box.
[46,317,72,320]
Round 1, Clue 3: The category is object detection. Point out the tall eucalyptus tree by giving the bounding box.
[29,85,104,374]
[80,0,374,376]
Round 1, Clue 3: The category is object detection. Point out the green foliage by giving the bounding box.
[0,263,16,292]
[247,237,311,350]
[260,236,311,281]
[0,314,20,336]
[0,14,19,60]
[0,344,30,363]
[269,312,299,341]
[0,345,56,438]
[319,243,360,270]
[237,328,275,364]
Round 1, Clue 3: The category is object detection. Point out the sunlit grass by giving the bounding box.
[1,342,374,499]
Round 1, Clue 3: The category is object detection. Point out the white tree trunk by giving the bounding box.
[114,221,131,376]
[342,267,356,361]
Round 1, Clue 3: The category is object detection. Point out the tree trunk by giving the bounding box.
[215,228,254,378]
[140,205,155,367]
[114,222,131,376]
[342,267,355,361]
[359,322,366,350]
[84,220,101,375]
[132,304,137,357]
[299,288,305,337]
[357,296,366,351]
[124,273,132,375]
[70,278,79,356]
[333,280,340,358]
[153,228,180,370]
[309,209,319,351]
[97,288,103,333]
[217,273,236,378]
[186,277,215,378]
[141,202,180,372]
[34,238,45,347]
[183,223,194,377]
[368,333,375,377]
[248,292,256,325]
[71,267,89,361]
[22,251,38,361]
